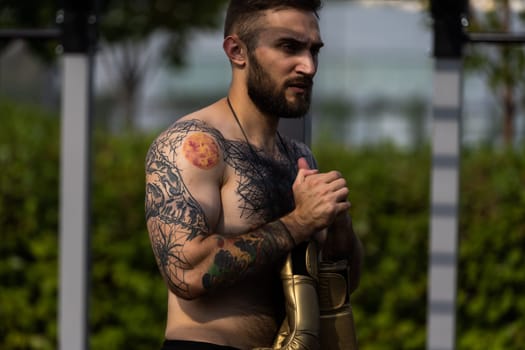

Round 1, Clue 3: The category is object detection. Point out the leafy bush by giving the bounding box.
[89,129,166,349]
[0,99,166,350]
[315,142,525,350]
[1,99,524,349]
[0,100,60,349]
[457,148,525,349]
[315,143,431,350]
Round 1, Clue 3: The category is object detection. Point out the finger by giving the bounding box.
[335,201,351,214]
[296,168,318,183]
[312,170,344,184]
[326,177,348,191]
[329,187,350,202]
[297,157,312,170]
[332,186,350,202]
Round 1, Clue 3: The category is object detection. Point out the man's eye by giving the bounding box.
[281,42,300,53]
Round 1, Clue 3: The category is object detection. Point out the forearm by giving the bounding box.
[198,220,294,292]
[321,212,363,293]
[322,213,354,260]
[156,219,294,299]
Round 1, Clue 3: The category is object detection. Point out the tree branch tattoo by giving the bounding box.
[145,119,313,297]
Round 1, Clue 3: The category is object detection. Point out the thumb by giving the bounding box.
[297,157,312,170]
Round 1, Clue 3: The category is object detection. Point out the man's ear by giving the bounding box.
[223,35,246,67]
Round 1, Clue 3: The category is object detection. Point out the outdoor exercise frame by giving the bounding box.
[0,2,97,350]
[428,1,525,350]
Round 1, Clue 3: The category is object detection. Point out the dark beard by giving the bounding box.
[247,53,312,120]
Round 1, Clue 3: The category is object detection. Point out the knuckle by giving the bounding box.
[331,170,342,177]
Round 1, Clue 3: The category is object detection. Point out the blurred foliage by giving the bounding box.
[0,99,165,350]
[315,140,525,350]
[0,0,58,62]
[464,0,525,145]
[456,146,525,349]
[0,98,60,349]
[315,142,431,350]
[0,0,230,130]
[1,99,525,349]
[0,0,228,65]
[96,0,228,130]
[98,0,228,66]
[89,128,166,349]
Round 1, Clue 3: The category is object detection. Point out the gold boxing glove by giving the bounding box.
[318,260,358,350]
[254,242,320,350]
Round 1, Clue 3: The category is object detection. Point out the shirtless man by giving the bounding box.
[145,1,362,349]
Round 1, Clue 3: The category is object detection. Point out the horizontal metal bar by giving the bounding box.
[431,252,457,267]
[467,32,525,45]
[432,203,458,217]
[0,28,61,40]
[432,155,459,168]
[429,300,455,314]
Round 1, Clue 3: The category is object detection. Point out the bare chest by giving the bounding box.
[219,142,298,234]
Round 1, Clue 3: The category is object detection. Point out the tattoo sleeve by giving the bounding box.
[201,220,294,292]
[145,120,295,299]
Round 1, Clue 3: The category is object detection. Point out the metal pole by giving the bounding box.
[467,32,525,45]
[427,58,462,350]
[59,53,93,350]
[58,2,96,349]
[427,2,465,349]
[0,28,61,40]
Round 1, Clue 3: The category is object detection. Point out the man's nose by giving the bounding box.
[296,52,317,76]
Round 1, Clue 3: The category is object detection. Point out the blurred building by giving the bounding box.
[1,1,523,147]
[128,1,522,147]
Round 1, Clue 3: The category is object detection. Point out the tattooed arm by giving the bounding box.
[145,121,295,300]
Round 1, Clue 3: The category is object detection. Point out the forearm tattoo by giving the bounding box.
[145,119,312,297]
[202,220,295,291]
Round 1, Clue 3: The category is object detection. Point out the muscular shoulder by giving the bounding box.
[146,119,227,171]
[145,118,230,236]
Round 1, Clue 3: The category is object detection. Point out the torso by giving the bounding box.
[161,111,314,349]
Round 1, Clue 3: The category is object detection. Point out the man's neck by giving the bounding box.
[225,93,279,153]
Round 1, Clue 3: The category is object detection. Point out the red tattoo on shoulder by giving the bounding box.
[182,132,220,170]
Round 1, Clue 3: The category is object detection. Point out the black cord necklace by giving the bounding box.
[226,96,298,220]
[226,96,260,159]
[226,96,292,163]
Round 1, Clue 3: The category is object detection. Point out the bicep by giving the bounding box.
[145,131,223,296]
[145,129,222,233]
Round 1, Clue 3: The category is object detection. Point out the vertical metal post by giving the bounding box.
[427,59,462,350]
[58,2,96,349]
[59,53,93,350]
[427,1,465,349]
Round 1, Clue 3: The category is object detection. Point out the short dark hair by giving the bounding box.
[224,0,322,50]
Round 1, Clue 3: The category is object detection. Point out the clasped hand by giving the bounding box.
[286,158,351,244]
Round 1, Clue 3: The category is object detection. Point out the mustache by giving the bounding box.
[286,77,313,89]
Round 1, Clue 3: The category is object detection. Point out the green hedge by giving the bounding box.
[1,99,524,349]
[315,143,431,350]
[0,101,60,349]
[315,143,525,350]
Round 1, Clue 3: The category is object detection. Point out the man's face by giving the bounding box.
[247,50,311,120]
[245,9,323,120]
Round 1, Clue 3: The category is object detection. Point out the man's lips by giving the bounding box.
[288,78,313,87]
[287,79,313,93]
[289,86,309,94]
